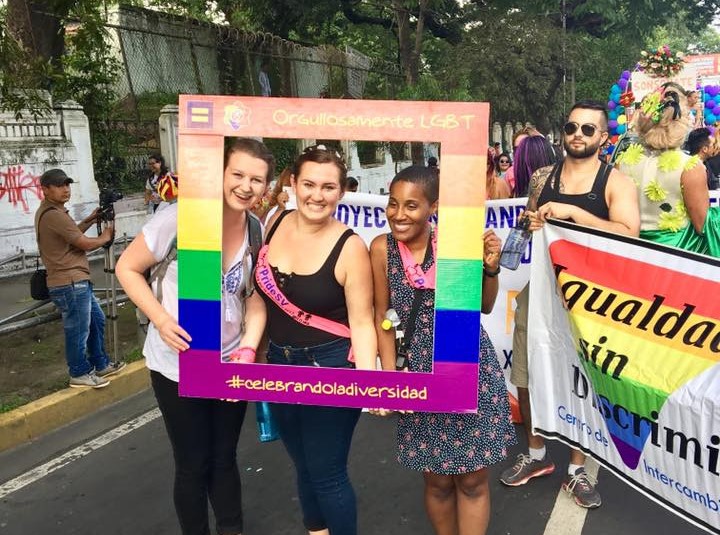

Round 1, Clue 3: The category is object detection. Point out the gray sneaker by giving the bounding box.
[562,467,602,508]
[500,453,555,486]
[69,372,109,389]
[95,361,127,378]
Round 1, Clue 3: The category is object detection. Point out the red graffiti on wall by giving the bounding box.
[0,166,43,213]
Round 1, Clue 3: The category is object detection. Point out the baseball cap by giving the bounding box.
[40,169,75,187]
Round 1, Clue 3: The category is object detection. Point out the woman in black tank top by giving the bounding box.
[256,145,376,535]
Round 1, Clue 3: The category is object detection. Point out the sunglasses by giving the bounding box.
[563,122,602,137]
[499,159,510,164]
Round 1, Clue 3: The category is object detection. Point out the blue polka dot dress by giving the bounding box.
[387,233,516,475]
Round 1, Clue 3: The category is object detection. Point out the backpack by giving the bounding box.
[149,212,263,302]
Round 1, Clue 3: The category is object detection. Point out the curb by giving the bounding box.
[0,360,149,453]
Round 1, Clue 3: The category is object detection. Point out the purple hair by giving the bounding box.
[513,136,558,197]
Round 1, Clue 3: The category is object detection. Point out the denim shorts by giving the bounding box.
[267,338,353,369]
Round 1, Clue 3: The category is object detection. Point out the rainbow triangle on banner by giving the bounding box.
[549,239,720,470]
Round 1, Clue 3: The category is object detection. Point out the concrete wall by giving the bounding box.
[0,94,148,264]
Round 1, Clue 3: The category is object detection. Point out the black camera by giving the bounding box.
[395,343,409,371]
[98,189,123,222]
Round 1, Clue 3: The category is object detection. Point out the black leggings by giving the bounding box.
[151,371,248,535]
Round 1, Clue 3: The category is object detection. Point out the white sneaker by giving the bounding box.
[69,372,110,389]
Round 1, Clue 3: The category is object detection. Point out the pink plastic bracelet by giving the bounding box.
[230,346,256,363]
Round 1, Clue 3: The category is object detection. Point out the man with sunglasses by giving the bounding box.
[500,100,639,509]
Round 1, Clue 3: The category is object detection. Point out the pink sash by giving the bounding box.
[255,245,354,362]
[397,228,437,289]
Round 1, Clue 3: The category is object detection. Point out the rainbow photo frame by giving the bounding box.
[177,95,488,412]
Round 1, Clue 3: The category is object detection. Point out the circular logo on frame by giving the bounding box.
[224,101,251,130]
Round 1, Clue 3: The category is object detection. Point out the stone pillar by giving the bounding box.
[347,141,360,172]
[159,105,179,172]
[503,122,514,153]
[492,122,503,147]
[55,100,100,219]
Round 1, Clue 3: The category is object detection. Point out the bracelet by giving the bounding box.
[483,265,501,277]
[230,346,256,363]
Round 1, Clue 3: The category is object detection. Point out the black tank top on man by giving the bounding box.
[536,161,611,220]
[259,210,353,347]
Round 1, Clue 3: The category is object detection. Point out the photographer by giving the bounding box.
[35,169,125,389]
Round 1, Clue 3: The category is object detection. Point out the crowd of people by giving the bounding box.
[33,84,720,535]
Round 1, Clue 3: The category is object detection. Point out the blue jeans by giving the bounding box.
[268,338,361,535]
[48,280,110,378]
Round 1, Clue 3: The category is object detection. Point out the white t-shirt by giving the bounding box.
[142,204,255,382]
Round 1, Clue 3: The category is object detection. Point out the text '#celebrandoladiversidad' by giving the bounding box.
[272,109,477,130]
[225,376,428,400]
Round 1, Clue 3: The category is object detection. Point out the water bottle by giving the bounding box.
[255,402,279,443]
[499,216,531,270]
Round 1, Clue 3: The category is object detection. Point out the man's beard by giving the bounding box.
[563,137,601,159]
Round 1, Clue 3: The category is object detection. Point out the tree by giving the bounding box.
[649,17,720,55]
[5,0,69,69]
[0,2,57,116]
[486,0,720,38]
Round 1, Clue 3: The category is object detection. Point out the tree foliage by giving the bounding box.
[486,0,720,38]
[3,0,720,138]
[649,15,720,55]
[0,4,53,118]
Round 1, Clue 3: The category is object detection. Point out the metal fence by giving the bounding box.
[102,6,404,182]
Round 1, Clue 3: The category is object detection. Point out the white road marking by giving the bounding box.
[0,408,160,499]
[542,458,599,535]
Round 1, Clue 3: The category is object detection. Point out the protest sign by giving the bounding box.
[631,65,699,101]
[528,220,720,534]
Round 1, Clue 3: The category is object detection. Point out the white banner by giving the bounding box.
[528,220,720,534]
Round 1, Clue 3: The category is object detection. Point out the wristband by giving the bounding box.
[230,346,256,363]
[483,265,501,277]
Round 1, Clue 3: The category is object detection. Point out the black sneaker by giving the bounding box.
[499,453,555,486]
[562,467,602,508]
